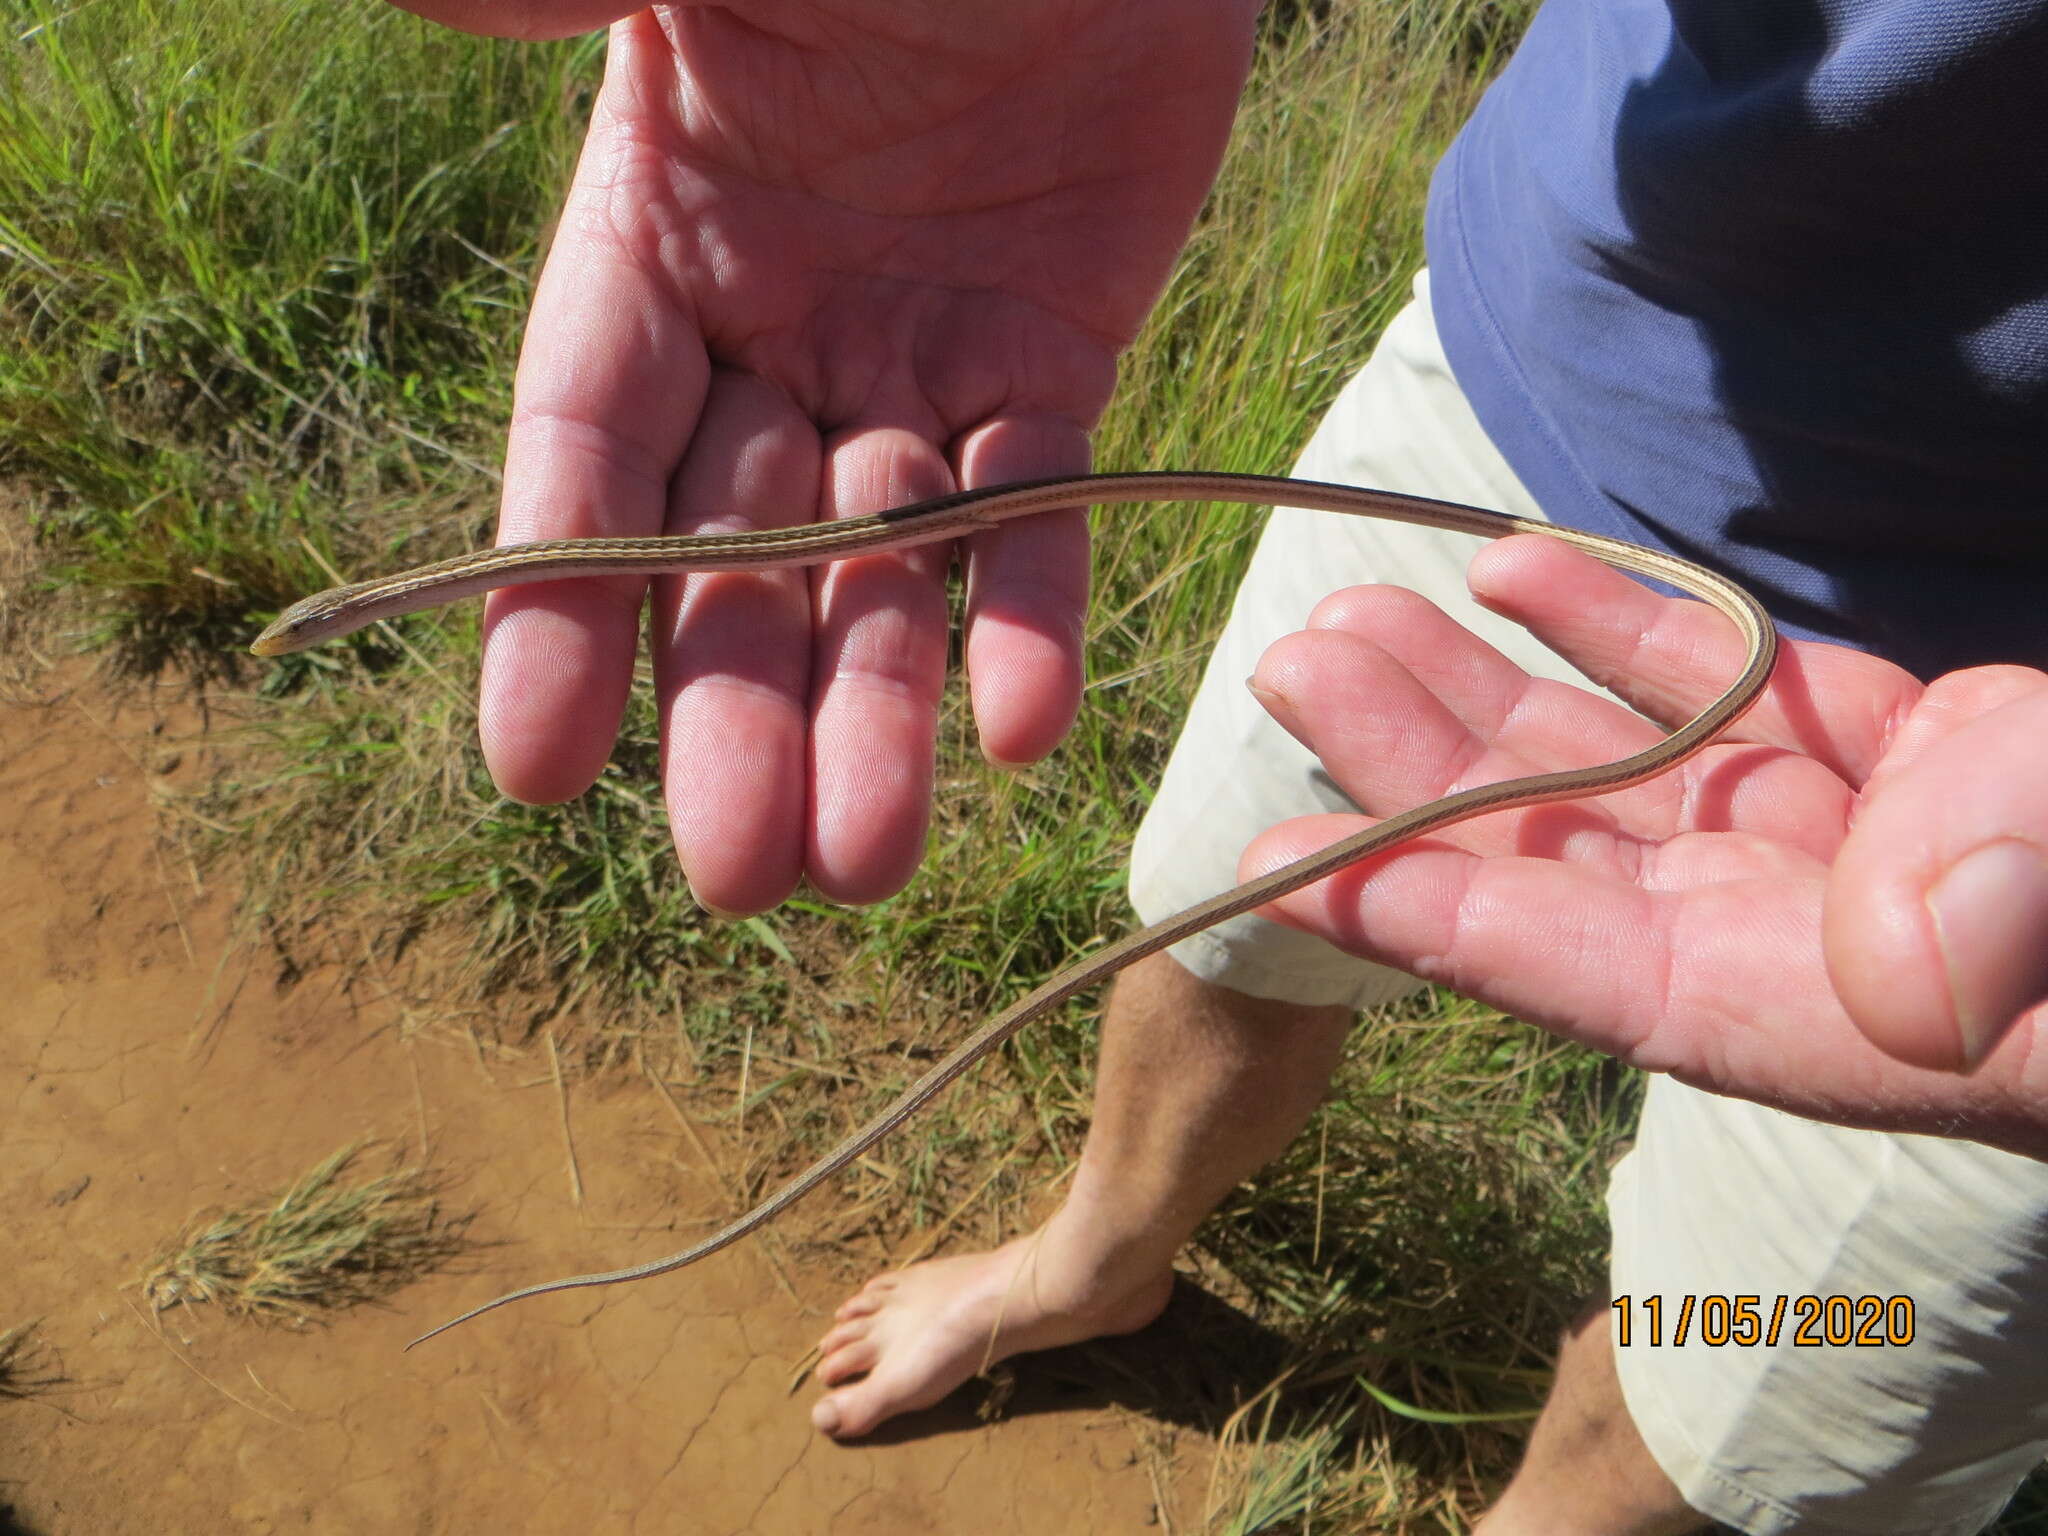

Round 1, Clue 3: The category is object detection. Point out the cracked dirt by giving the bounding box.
[0,674,1182,1533]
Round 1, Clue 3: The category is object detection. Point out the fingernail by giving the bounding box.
[811,1397,842,1437]
[1245,676,1288,712]
[1925,840,2048,1068]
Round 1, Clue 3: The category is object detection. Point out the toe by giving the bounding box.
[816,1337,879,1386]
[814,1380,882,1438]
[816,1318,871,1356]
[811,1394,846,1437]
[819,1364,951,1439]
[835,1281,893,1319]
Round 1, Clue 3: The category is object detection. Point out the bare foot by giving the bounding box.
[810,1227,1173,1438]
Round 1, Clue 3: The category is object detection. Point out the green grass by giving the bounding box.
[1,0,596,667]
[11,0,2044,1529]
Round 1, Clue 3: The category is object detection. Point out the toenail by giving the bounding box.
[812,1398,842,1436]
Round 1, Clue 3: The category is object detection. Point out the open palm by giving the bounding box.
[415,0,1260,909]
[1245,537,2048,1159]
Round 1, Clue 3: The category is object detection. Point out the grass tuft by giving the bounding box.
[139,1142,476,1325]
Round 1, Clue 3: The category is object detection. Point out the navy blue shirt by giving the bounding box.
[1427,0,2048,679]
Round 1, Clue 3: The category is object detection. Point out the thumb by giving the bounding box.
[1824,671,2048,1070]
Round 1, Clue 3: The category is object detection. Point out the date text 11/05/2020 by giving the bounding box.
[1612,1294,1917,1348]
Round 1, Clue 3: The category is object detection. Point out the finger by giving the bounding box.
[1302,583,1692,827]
[953,414,1092,767]
[1303,582,1600,746]
[1249,625,1630,862]
[1300,585,1854,860]
[806,426,956,903]
[1240,813,1738,1066]
[389,0,641,40]
[1249,619,1849,874]
[1825,672,2048,1070]
[1855,664,2048,799]
[1468,535,1921,785]
[479,70,709,804]
[1241,815,1873,1112]
[651,372,821,916]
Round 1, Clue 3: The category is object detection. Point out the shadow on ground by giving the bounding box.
[849,1278,1302,1451]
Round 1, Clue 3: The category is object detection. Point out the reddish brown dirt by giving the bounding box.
[0,674,1193,1533]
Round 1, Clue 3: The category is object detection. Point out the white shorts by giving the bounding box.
[1128,270,2048,1535]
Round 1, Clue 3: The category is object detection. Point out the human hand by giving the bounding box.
[1242,536,2048,1159]
[398,0,1259,911]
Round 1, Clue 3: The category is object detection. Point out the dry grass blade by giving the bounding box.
[140,1142,477,1326]
[0,1319,67,1401]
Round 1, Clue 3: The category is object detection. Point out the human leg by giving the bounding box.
[810,950,1351,1437]
[1478,1301,1703,1536]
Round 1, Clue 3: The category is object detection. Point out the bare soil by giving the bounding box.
[1,672,1217,1533]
